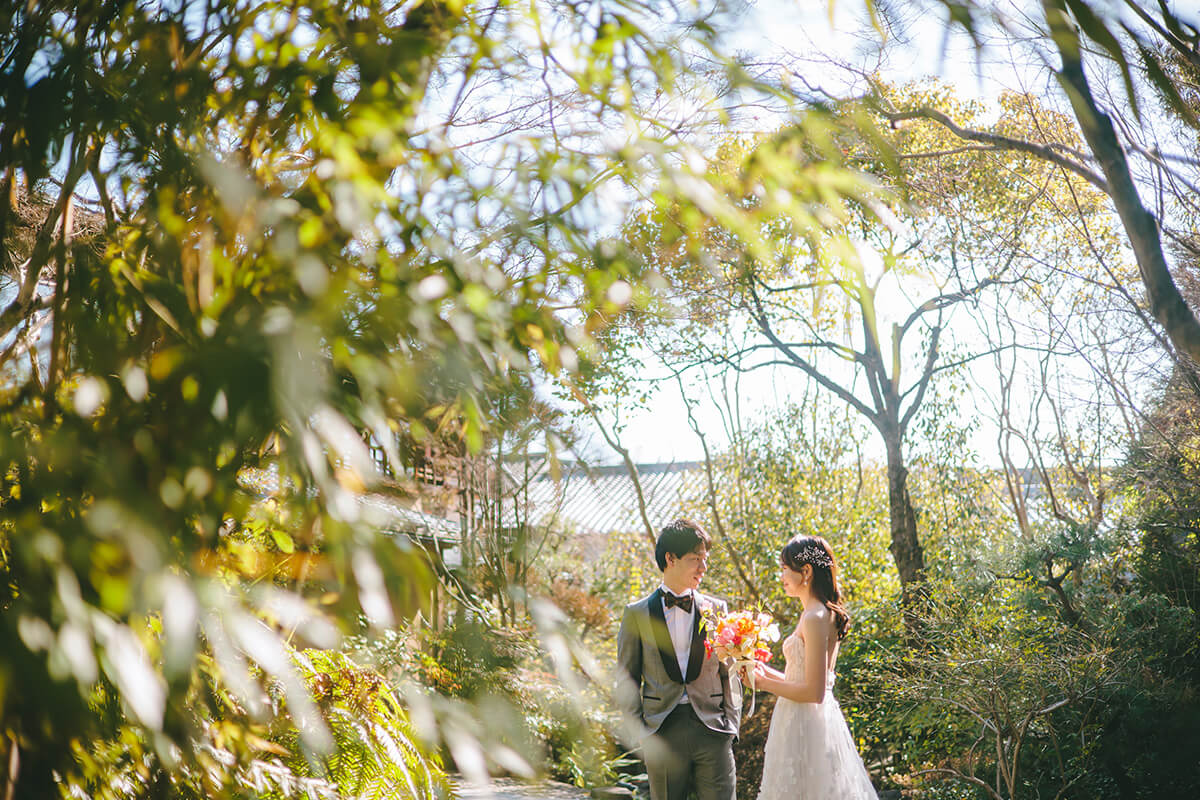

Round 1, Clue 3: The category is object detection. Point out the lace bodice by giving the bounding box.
[782,632,836,690]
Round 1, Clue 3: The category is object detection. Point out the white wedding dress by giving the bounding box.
[755,632,878,800]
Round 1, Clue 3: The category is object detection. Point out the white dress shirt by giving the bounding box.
[660,585,696,701]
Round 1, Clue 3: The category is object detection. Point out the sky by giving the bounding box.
[572,1,1021,466]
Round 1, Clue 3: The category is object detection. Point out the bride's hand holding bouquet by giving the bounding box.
[703,609,779,716]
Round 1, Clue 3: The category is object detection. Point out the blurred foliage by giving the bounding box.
[357,619,535,700]
[0,0,807,794]
[65,644,446,800]
[349,608,628,790]
[285,649,447,800]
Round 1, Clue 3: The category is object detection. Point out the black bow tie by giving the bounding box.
[663,592,693,613]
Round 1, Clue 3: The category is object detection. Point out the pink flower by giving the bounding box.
[703,608,778,666]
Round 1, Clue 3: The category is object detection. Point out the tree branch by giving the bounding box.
[1047,1,1200,364]
[744,279,881,425]
[718,338,864,367]
[900,320,942,434]
[671,372,762,606]
[913,768,1006,800]
[1121,0,1200,74]
[898,277,999,339]
[566,383,656,546]
[879,105,1108,193]
[0,154,89,337]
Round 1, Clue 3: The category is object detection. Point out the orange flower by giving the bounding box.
[703,607,779,663]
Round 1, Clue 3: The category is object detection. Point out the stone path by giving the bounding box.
[450,777,592,800]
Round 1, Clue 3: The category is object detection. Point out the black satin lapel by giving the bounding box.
[647,589,684,684]
[685,602,705,683]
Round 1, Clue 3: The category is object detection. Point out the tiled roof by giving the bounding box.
[240,461,708,542]
[512,461,708,535]
[356,492,459,542]
[239,467,458,544]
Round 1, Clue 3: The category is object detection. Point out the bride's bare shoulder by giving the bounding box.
[798,606,834,640]
[800,605,832,623]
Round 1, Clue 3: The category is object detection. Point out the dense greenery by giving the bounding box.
[0,0,763,794]
[3,0,1200,798]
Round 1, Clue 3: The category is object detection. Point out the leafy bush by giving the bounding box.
[351,612,629,789]
[1082,588,1200,797]
[859,542,1200,799]
[64,646,446,800]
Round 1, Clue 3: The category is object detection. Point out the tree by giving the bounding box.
[617,82,1119,617]
[868,0,1200,369]
[890,579,1125,800]
[0,0,785,794]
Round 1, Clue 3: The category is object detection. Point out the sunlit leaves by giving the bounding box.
[0,0,802,794]
[697,404,899,627]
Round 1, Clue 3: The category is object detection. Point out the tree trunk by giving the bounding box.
[1047,5,1200,365]
[884,433,927,623]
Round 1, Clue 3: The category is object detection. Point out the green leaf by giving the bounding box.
[1132,35,1200,130]
[271,529,295,554]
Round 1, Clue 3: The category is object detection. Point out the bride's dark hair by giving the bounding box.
[780,535,851,641]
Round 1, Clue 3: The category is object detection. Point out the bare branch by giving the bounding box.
[898,278,1000,338]
[879,106,1108,193]
[0,154,89,337]
[913,768,1007,800]
[671,371,762,606]
[565,382,656,546]
[744,280,880,425]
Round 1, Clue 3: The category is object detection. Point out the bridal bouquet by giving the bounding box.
[703,609,779,662]
[703,610,779,717]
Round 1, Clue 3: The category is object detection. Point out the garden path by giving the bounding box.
[451,777,592,800]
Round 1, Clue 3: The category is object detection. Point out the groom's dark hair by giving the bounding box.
[655,518,712,571]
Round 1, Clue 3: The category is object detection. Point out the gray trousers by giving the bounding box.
[644,703,736,800]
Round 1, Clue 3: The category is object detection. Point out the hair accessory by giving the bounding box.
[792,544,833,569]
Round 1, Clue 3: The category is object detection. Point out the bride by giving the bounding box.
[746,535,878,800]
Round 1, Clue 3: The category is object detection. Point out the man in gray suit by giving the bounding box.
[616,518,740,800]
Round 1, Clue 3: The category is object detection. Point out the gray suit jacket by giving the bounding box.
[615,588,742,737]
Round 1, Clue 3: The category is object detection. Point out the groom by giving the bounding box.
[615,518,740,800]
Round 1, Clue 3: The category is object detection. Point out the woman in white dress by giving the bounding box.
[747,535,877,800]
